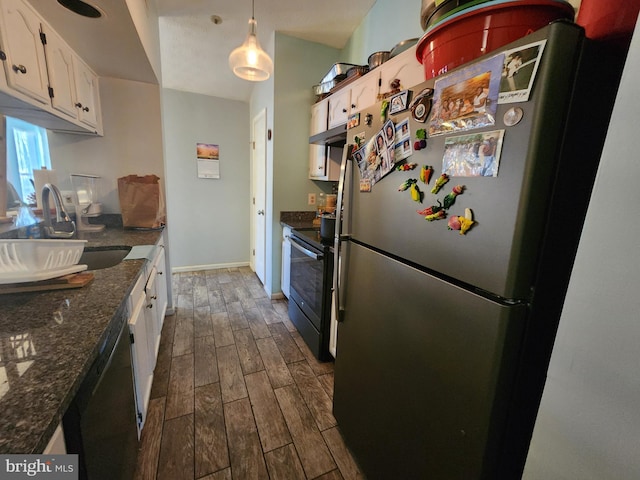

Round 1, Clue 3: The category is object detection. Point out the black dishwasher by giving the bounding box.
[63,312,139,480]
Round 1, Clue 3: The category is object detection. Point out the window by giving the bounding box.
[5,116,51,208]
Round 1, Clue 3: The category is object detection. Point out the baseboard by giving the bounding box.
[172,261,250,273]
[271,292,285,300]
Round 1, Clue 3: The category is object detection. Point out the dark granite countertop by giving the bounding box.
[280,210,317,230]
[0,227,163,454]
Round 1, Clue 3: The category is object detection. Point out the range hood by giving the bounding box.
[309,124,347,146]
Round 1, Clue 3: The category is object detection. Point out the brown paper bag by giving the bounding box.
[117,175,166,228]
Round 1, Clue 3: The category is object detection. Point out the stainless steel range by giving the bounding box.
[288,228,333,361]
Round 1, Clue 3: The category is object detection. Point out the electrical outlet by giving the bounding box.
[61,190,75,208]
[308,193,316,206]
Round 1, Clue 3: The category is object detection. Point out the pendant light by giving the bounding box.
[228,0,273,81]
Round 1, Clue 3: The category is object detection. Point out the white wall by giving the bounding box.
[523,18,640,480]
[48,77,164,213]
[250,33,339,296]
[125,0,162,82]
[162,88,250,270]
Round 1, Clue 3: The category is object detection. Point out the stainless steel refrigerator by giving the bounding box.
[332,21,626,479]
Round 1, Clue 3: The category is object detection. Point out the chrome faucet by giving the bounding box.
[42,183,76,238]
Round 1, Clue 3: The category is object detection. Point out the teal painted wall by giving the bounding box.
[340,0,423,65]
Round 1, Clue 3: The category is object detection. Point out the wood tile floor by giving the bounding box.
[133,267,364,480]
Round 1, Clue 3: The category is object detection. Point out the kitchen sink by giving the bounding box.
[78,247,132,270]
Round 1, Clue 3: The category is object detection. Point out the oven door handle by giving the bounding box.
[290,236,323,260]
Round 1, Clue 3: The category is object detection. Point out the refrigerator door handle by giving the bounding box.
[334,145,353,323]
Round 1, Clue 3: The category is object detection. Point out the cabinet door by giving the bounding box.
[310,98,329,135]
[72,55,100,129]
[129,291,152,432]
[42,26,77,120]
[144,266,160,367]
[309,144,327,180]
[328,88,350,129]
[379,45,425,95]
[153,246,168,329]
[0,0,50,105]
[350,74,379,114]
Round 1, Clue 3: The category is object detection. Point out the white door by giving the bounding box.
[251,109,267,284]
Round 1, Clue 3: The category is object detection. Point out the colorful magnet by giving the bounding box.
[430,173,450,194]
[398,178,417,191]
[409,87,434,123]
[420,165,434,184]
[381,100,389,122]
[448,208,475,234]
[442,185,465,209]
[410,183,423,203]
[503,107,524,126]
[396,163,418,171]
[425,210,446,221]
[417,201,443,216]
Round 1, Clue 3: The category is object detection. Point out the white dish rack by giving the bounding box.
[0,239,88,284]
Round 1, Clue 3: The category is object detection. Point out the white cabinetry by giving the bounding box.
[72,55,100,129]
[128,272,153,435]
[349,73,379,114]
[0,0,49,104]
[128,238,169,436]
[43,423,66,454]
[310,97,328,135]
[327,87,350,129]
[0,0,103,135]
[43,26,77,119]
[378,45,424,97]
[281,226,291,298]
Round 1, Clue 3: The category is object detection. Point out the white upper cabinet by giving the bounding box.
[327,87,351,129]
[378,45,425,96]
[349,73,379,115]
[43,26,77,119]
[0,0,102,135]
[0,0,49,105]
[72,55,100,129]
[310,97,329,136]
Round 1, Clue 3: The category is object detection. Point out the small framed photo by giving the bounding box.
[389,90,410,115]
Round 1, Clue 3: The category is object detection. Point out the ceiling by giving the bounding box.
[28,0,377,102]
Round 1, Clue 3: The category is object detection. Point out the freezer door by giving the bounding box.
[348,22,586,299]
[333,243,527,479]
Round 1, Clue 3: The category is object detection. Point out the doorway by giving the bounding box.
[251,109,267,285]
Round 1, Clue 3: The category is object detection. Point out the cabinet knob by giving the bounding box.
[342,108,347,113]
[0,51,6,61]
[257,210,265,215]
[351,104,356,109]
[75,102,83,108]
[83,106,90,112]
[146,303,154,309]
[12,64,27,74]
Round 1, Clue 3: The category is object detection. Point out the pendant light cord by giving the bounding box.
[252,0,255,20]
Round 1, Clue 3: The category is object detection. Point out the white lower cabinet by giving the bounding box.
[128,273,153,435]
[128,239,169,436]
[43,423,66,454]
